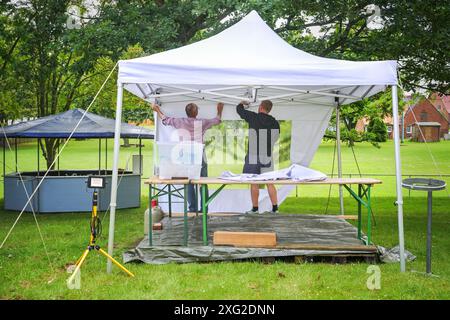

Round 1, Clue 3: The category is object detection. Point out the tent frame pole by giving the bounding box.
[57,142,60,175]
[98,138,101,175]
[153,110,158,175]
[37,138,40,177]
[335,100,344,215]
[139,138,142,175]
[105,138,108,172]
[107,82,124,273]
[2,138,5,179]
[14,138,17,173]
[391,85,406,272]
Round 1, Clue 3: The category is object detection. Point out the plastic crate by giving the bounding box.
[156,142,204,179]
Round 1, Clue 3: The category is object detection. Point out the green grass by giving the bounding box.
[0,139,449,299]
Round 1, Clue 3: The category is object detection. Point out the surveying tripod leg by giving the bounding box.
[97,247,135,277]
[75,248,89,266]
[69,249,89,284]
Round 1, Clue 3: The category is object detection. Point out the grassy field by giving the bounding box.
[0,138,449,299]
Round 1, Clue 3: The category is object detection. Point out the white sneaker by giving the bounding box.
[260,210,278,214]
[245,209,259,214]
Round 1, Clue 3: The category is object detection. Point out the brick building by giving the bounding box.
[398,98,449,141]
[356,93,450,142]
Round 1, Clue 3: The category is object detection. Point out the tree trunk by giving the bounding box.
[39,138,60,170]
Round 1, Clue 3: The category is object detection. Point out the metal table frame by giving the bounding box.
[146,178,190,246]
[192,178,382,246]
[144,177,381,247]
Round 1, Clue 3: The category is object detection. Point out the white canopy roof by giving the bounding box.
[118,10,397,107]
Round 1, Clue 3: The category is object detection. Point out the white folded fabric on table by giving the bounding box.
[220,164,327,182]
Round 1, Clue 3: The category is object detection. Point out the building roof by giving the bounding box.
[415,122,441,127]
[405,97,449,124]
[429,92,450,120]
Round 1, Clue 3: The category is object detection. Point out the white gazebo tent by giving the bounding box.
[109,11,406,271]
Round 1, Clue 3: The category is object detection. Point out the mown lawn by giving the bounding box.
[0,138,449,299]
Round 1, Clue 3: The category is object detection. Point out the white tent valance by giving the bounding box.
[118,10,397,107]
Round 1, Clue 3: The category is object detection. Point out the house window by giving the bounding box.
[406,126,412,134]
[420,111,428,121]
[387,126,393,133]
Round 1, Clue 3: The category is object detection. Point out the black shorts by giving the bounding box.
[243,162,274,174]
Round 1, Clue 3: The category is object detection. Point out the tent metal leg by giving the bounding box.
[335,105,344,215]
[107,82,124,274]
[183,185,188,246]
[391,85,406,272]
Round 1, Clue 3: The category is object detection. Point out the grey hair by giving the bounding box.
[185,103,198,117]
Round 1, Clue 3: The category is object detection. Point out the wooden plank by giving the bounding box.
[190,177,382,185]
[213,231,277,248]
[336,215,358,220]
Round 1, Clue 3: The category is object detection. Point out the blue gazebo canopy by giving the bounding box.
[1,108,154,139]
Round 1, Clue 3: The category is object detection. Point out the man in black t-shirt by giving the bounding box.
[236,100,280,213]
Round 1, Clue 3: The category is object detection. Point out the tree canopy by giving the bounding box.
[0,0,448,167]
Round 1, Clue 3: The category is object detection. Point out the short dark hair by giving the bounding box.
[260,100,273,113]
[185,103,198,117]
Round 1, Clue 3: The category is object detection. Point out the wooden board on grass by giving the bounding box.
[213,231,277,248]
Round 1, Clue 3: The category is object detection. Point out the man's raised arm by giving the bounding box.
[236,100,256,122]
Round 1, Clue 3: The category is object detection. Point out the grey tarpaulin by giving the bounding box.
[378,245,416,263]
[123,214,378,264]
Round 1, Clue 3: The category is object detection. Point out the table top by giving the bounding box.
[191,177,382,185]
[145,177,382,186]
[144,177,190,185]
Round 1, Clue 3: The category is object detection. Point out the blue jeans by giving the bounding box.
[187,159,208,212]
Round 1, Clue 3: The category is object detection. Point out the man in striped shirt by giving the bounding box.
[152,102,224,212]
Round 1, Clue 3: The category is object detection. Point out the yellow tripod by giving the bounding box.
[68,190,134,285]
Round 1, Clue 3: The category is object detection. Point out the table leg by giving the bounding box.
[149,184,153,246]
[427,191,432,274]
[184,184,188,246]
[202,185,208,246]
[168,184,172,217]
[196,184,199,217]
[357,184,362,240]
[366,186,372,245]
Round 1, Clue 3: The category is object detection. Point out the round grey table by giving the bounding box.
[402,178,446,274]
